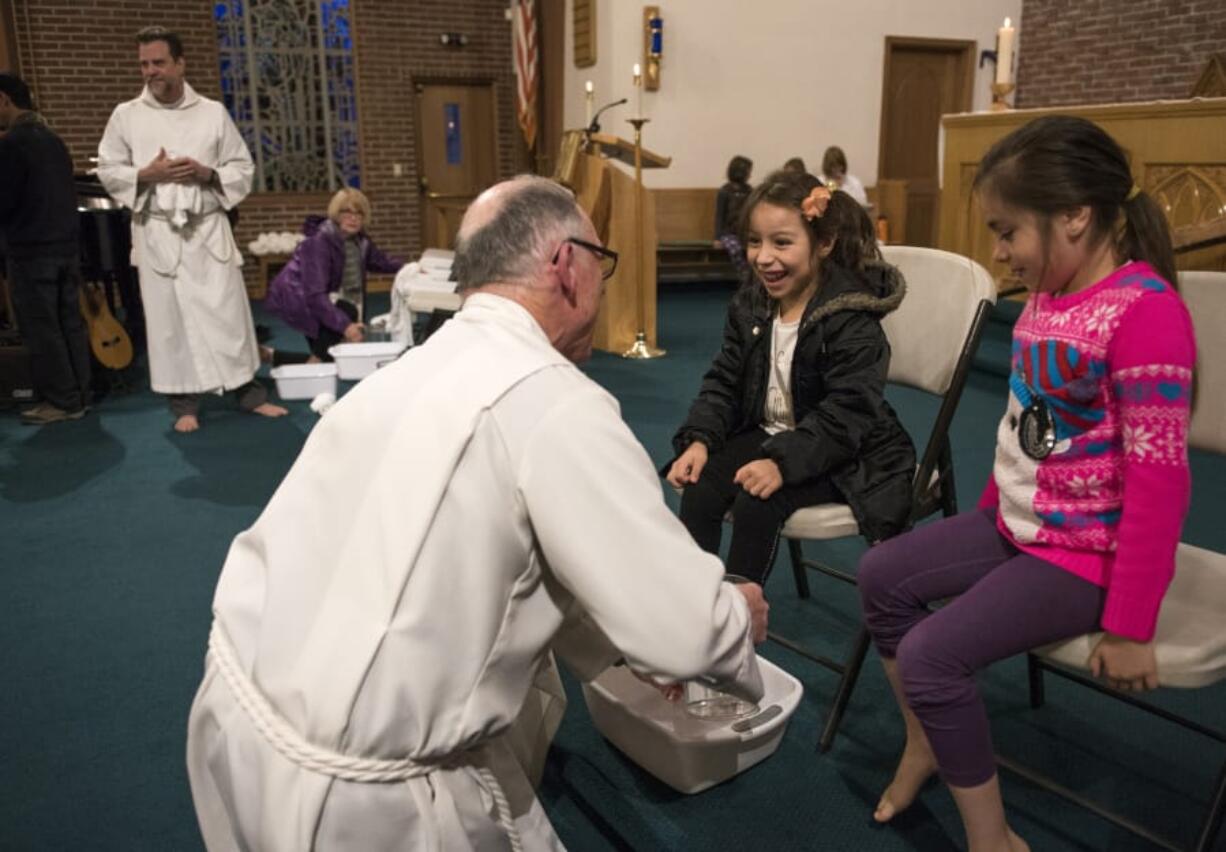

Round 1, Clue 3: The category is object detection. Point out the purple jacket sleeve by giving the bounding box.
[299,233,353,335]
[364,239,404,275]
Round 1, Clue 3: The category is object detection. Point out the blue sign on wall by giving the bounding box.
[444,103,462,165]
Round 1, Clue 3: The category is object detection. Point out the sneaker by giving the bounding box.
[20,403,89,425]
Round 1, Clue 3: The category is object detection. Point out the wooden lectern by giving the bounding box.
[555,130,671,354]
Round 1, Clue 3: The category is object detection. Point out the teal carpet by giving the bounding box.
[1,284,1223,851]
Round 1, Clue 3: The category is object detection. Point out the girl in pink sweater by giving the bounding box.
[857,115,1196,852]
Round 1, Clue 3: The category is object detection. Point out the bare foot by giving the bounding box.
[1008,828,1030,852]
[875,741,939,823]
[252,402,289,418]
[174,414,200,433]
[306,355,322,364]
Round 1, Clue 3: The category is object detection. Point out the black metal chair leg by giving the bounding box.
[1194,756,1226,852]
[818,627,872,753]
[789,538,811,600]
[1027,653,1046,710]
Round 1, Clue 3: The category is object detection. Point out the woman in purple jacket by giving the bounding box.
[264,188,403,362]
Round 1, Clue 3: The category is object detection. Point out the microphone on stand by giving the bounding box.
[587,98,628,134]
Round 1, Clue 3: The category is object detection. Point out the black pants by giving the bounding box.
[679,428,841,585]
[270,300,358,366]
[168,381,269,418]
[7,255,92,412]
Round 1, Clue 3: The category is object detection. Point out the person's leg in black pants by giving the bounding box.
[679,428,840,584]
[8,255,91,417]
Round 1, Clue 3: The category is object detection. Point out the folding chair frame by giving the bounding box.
[989,656,1226,852]
[773,297,994,752]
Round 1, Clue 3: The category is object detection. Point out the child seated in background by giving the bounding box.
[714,155,753,284]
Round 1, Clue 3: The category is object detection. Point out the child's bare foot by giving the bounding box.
[306,355,322,364]
[875,740,939,822]
[252,402,288,418]
[174,414,200,433]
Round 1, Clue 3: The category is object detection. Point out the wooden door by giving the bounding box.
[414,82,498,249]
[878,37,974,247]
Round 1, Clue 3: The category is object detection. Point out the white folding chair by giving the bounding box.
[771,246,997,752]
[1004,270,1226,851]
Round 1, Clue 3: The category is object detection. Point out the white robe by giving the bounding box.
[186,294,763,851]
[97,83,259,394]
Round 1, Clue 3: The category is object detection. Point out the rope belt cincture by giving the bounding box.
[207,622,522,851]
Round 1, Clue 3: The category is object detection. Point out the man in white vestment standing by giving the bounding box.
[96,26,287,432]
[186,175,769,850]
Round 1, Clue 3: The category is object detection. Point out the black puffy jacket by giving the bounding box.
[671,260,917,542]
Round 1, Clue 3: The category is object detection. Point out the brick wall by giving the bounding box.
[11,0,527,292]
[1018,0,1226,107]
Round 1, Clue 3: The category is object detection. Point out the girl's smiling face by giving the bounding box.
[745,202,819,309]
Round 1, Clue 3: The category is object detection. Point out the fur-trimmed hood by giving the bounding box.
[737,257,907,328]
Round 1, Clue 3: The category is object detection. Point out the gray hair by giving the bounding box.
[453,176,587,291]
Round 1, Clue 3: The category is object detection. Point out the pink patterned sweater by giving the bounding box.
[980,261,1196,641]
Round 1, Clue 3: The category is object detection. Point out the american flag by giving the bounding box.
[511,0,538,149]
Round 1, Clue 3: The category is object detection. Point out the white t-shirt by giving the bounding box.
[763,315,800,435]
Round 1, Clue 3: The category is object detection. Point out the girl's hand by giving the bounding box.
[734,459,783,499]
[343,322,365,343]
[666,442,709,487]
[1088,634,1159,692]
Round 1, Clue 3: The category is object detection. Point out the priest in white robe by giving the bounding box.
[186,175,769,851]
[96,27,286,432]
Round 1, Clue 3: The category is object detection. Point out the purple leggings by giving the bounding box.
[858,508,1105,787]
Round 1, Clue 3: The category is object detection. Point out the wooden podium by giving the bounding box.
[556,130,671,354]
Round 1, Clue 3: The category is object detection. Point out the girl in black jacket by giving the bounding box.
[666,169,916,584]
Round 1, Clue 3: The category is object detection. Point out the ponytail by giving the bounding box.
[1120,190,1177,291]
[824,190,881,272]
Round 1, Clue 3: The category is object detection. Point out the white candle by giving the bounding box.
[995,17,1016,85]
[584,80,594,126]
[633,63,643,118]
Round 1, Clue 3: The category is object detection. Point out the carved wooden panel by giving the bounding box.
[1145,165,1226,231]
[573,0,596,68]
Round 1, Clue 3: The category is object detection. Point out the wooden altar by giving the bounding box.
[556,130,670,353]
[939,98,1226,292]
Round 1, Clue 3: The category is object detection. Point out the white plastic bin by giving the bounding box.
[581,655,802,794]
[328,341,408,381]
[269,363,338,400]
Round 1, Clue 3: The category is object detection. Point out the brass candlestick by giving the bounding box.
[622,117,665,360]
[990,81,1016,112]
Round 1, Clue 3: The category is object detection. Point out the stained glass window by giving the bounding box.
[216,0,360,192]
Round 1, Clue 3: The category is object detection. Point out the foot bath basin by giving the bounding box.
[581,656,802,793]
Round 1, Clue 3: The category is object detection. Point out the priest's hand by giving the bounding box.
[138,148,177,184]
[1089,633,1159,692]
[734,581,769,644]
[167,156,215,184]
[734,458,782,499]
[666,442,708,488]
[343,322,365,343]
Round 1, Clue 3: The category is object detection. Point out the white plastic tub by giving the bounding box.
[269,363,338,400]
[328,341,408,381]
[581,656,802,794]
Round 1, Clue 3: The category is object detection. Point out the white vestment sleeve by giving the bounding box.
[96,107,142,210]
[520,388,762,700]
[213,108,254,208]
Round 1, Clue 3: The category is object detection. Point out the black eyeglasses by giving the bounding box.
[555,237,619,280]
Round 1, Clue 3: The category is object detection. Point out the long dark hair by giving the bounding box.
[973,115,1177,288]
[739,168,880,281]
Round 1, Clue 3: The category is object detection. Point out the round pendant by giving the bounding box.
[1018,400,1056,460]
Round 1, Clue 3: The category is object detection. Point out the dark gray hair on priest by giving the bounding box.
[453,175,586,292]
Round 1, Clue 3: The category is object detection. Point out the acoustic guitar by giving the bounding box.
[78,279,134,370]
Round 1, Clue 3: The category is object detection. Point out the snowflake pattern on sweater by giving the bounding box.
[996,267,1191,553]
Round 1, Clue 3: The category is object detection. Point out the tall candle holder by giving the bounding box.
[622,117,665,360]
[990,81,1016,112]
